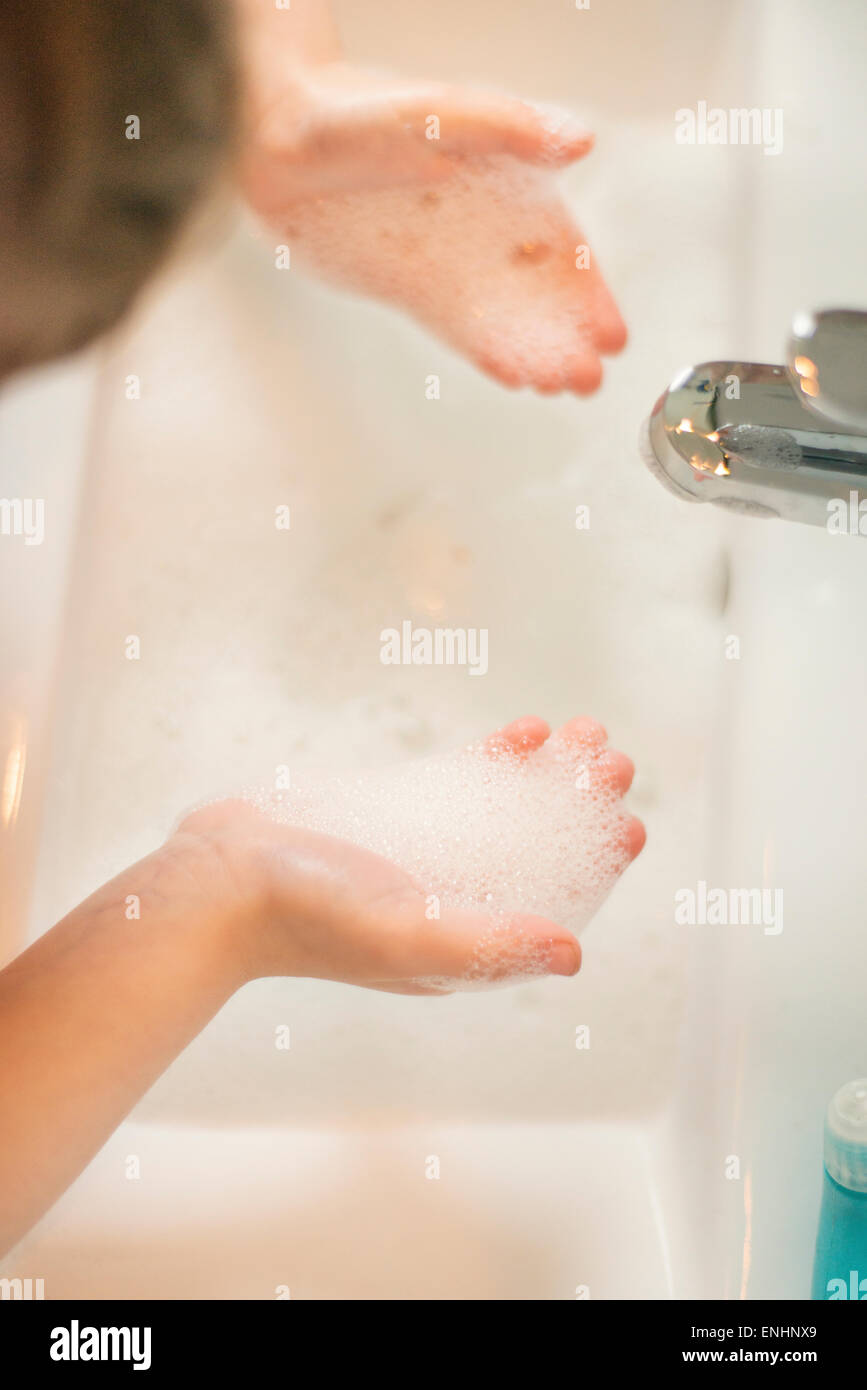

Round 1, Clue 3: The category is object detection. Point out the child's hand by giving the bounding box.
[0,716,641,1252]
[173,798,583,995]
[239,56,626,394]
[172,715,643,994]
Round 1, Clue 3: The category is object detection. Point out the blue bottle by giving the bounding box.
[812,1079,867,1299]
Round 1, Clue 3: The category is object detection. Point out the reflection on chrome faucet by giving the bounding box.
[641,309,867,532]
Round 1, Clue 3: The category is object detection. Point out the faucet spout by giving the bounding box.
[642,310,867,531]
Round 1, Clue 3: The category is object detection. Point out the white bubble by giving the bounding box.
[248,736,632,986]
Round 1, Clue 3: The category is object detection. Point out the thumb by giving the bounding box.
[367,903,581,994]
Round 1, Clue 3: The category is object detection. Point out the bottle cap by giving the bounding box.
[824,1079,867,1192]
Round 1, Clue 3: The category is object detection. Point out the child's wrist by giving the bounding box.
[138,834,268,992]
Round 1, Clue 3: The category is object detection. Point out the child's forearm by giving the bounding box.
[0,841,244,1257]
[236,0,341,68]
[0,747,609,1256]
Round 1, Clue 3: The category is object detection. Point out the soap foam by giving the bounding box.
[245,736,632,988]
[412,917,564,993]
[276,154,597,383]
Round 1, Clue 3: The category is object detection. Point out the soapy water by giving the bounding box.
[241,734,634,990]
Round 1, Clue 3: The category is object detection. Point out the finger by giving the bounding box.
[589,749,635,794]
[482,716,550,758]
[280,87,594,177]
[422,90,594,168]
[590,280,628,355]
[381,903,581,988]
[625,816,646,859]
[552,716,608,751]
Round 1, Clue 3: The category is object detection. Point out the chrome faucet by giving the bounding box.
[642,309,867,531]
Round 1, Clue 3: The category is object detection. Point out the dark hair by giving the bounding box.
[0,0,238,377]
